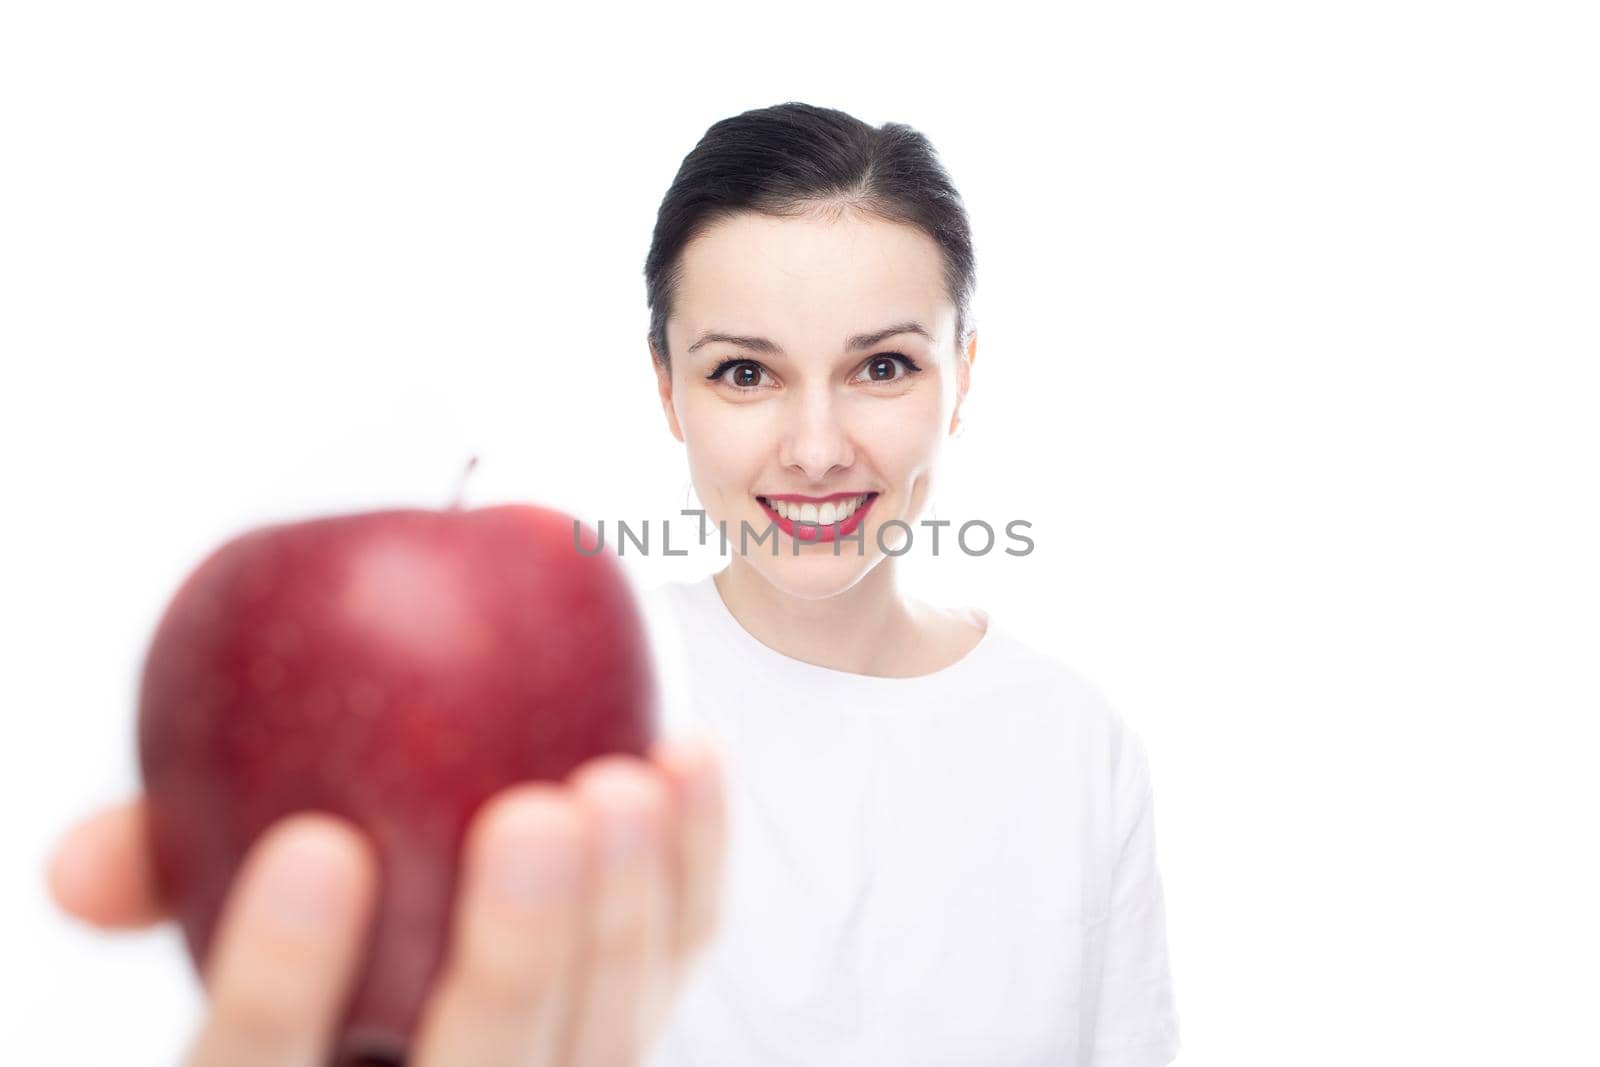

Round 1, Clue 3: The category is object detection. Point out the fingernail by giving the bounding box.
[684,746,723,813]
[257,827,357,929]
[602,807,653,867]
[488,805,581,902]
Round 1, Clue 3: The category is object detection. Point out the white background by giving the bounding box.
[3,2,1597,1063]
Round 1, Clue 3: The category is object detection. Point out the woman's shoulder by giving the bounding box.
[637,577,701,639]
[634,578,711,742]
[966,610,1143,744]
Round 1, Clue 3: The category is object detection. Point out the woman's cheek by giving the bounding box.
[877,393,946,473]
[682,411,768,514]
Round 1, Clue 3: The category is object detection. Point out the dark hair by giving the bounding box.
[643,101,976,369]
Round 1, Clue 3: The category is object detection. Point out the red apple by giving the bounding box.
[137,501,657,1064]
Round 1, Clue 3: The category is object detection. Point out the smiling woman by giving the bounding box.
[635,102,1182,1066]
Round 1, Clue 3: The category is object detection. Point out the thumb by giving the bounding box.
[47,796,170,929]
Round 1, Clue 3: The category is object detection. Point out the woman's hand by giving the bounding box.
[46,738,729,1066]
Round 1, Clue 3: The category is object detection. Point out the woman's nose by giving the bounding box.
[777,387,855,482]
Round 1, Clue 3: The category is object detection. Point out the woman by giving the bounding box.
[48,102,1179,1066]
[634,102,1178,1067]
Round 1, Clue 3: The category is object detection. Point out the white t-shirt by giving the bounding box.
[639,575,1180,1067]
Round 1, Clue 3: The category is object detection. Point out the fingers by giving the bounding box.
[654,738,728,967]
[410,785,585,1067]
[46,796,169,929]
[183,814,378,1067]
[410,743,728,1067]
[559,756,674,1067]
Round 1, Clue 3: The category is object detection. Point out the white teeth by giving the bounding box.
[766,494,871,525]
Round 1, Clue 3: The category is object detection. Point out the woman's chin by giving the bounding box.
[736,548,883,602]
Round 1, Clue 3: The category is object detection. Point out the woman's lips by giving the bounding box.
[756,493,878,544]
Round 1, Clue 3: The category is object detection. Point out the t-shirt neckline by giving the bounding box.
[681,573,998,692]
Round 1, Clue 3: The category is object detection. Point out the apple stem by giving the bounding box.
[450,455,479,510]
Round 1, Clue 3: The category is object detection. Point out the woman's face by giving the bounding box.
[654,209,974,600]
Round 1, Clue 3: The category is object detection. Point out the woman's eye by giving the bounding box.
[707,359,771,390]
[858,353,922,384]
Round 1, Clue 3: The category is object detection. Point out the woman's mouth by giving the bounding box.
[755,492,879,544]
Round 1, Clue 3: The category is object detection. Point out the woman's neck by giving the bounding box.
[712,558,922,677]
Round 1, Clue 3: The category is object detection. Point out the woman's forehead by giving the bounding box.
[672,213,952,346]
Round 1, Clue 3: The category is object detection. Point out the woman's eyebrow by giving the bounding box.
[686,320,932,357]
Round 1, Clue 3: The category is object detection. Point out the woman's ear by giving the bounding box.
[651,340,686,443]
[949,330,977,436]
